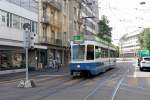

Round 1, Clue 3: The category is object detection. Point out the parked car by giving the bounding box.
[140,56,150,71]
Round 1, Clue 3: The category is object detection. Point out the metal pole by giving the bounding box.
[78,0,82,34]
[26,45,29,81]
[84,18,87,34]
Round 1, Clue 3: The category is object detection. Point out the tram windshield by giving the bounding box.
[72,45,85,61]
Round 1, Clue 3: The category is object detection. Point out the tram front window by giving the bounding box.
[72,45,85,61]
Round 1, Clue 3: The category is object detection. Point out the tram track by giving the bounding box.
[83,63,130,100]
[13,64,123,100]
[36,67,124,100]
[0,63,131,100]
[14,76,86,100]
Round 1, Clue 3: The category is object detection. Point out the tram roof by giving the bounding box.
[71,35,116,51]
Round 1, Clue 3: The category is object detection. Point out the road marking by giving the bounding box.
[37,76,66,86]
[133,72,150,78]
[120,87,150,96]
[122,83,150,92]
[0,78,24,84]
[39,73,69,77]
[0,73,69,85]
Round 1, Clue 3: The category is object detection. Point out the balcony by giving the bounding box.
[42,0,62,11]
[39,36,62,46]
[41,16,50,24]
[55,39,62,46]
[39,36,55,44]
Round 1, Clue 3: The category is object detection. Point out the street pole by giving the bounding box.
[17,23,35,88]
[77,0,82,34]
[25,46,29,81]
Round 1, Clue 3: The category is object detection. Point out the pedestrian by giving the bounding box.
[56,57,61,71]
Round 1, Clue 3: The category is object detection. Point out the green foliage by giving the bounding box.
[97,15,112,43]
[139,28,150,49]
[115,46,120,57]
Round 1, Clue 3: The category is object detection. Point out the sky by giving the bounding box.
[98,0,150,45]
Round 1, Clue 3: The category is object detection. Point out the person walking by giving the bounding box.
[56,57,61,72]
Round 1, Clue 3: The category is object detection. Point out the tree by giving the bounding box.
[138,28,150,49]
[97,15,112,42]
[115,46,120,57]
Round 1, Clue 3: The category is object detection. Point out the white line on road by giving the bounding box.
[120,87,150,96]
[122,83,150,92]
[39,73,69,77]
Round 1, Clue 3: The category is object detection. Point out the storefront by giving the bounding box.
[0,47,24,70]
[47,46,70,68]
[0,45,48,71]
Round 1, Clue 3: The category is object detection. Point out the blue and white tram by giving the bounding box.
[69,39,116,76]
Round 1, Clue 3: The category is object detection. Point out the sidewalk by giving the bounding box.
[0,67,69,82]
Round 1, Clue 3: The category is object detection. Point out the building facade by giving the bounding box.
[6,0,38,13]
[68,0,99,39]
[38,0,70,67]
[81,0,99,35]
[119,32,140,57]
[0,0,47,71]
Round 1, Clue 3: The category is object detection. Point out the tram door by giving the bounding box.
[86,45,94,60]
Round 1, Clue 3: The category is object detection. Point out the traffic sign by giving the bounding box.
[73,34,84,44]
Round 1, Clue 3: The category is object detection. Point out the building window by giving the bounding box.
[74,21,76,31]
[74,7,77,16]
[2,15,5,22]
[0,9,37,32]
[20,18,25,30]
[7,13,9,27]
[12,14,20,29]
[0,10,7,27]
[31,21,35,32]
[10,13,12,27]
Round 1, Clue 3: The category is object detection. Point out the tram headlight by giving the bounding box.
[77,65,80,68]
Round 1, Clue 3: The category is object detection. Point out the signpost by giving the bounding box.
[17,23,36,88]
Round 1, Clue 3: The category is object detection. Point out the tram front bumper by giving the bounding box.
[69,62,105,75]
[69,63,95,71]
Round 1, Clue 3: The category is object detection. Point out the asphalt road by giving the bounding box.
[0,61,150,100]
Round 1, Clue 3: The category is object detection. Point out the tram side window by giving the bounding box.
[95,46,101,58]
[87,45,94,60]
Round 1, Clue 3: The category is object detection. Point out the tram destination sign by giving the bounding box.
[73,34,84,44]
